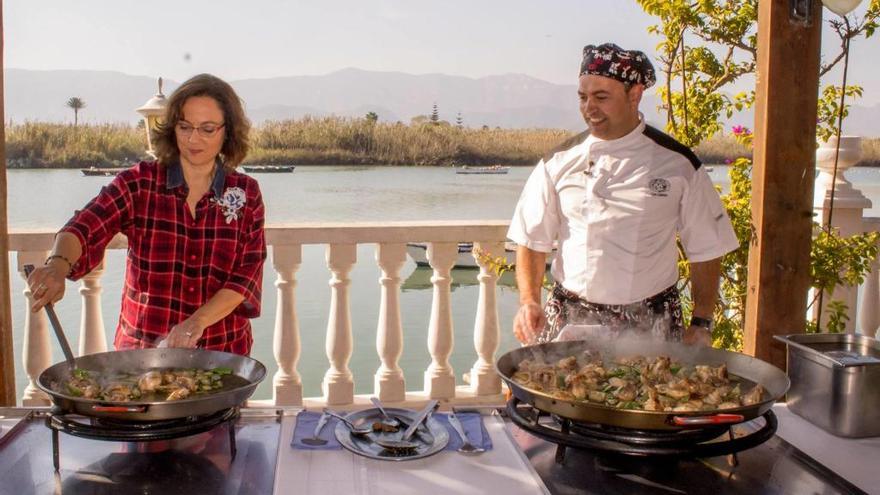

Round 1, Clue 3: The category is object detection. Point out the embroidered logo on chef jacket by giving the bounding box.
[648,178,670,197]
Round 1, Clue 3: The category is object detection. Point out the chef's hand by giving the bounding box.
[514,302,545,345]
[164,317,206,348]
[27,261,68,313]
[683,325,712,346]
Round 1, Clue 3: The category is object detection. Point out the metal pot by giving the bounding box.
[496,339,789,430]
[37,348,266,421]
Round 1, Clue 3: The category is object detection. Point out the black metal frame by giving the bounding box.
[46,407,240,472]
[507,398,777,461]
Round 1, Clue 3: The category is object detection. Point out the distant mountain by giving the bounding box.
[3,68,877,136]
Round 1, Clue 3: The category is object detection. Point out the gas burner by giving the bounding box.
[507,398,777,463]
[46,407,240,472]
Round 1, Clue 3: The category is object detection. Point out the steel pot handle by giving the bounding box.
[91,405,148,413]
[671,413,744,426]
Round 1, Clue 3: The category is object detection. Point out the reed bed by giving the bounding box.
[5,122,146,168]
[4,120,879,168]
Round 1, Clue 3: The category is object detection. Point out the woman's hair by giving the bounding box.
[152,73,250,171]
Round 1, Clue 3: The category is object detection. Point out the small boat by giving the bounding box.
[406,242,554,269]
[81,167,126,177]
[243,165,295,173]
[402,265,517,292]
[455,165,510,175]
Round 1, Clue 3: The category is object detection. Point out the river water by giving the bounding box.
[7,165,880,400]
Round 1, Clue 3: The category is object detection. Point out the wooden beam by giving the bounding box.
[744,0,823,370]
[0,0,17,406]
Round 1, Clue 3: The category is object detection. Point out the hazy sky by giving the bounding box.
[5,0,879,104]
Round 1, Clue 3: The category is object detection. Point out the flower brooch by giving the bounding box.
[215,186,246,223]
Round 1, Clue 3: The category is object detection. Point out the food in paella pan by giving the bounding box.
[513,354,764,412]
[62,367,244,402]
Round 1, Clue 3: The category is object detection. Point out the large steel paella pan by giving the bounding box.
[38,348,266,421]
[497,338,789,430]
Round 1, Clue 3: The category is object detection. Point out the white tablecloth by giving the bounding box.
[274,413,550,495]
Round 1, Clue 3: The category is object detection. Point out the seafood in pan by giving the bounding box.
[513,354,764,412]
[62,367,245,402]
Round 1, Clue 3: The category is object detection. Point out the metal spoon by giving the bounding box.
[374,400,438,452]
[323,409,373,436]
[23,264,76,371]
[301,411,330,446]
[448,411,485,454]
[369,397,401,429]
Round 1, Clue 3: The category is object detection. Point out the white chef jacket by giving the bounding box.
[508,118,739,305]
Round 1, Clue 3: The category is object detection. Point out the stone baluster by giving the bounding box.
[79,259,107,355]
[424,242,457,399]
[374,243,407,402]
[272,244,303,406]
[469,241,503,395]
[18,251,51,406]
[323,244,356,405]
[859,218,880,337]
[814,136,870,333]
[859,252,880,337]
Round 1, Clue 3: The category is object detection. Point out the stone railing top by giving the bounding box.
[8,221,513,250]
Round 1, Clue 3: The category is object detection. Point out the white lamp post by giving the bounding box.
[135,77,167,158]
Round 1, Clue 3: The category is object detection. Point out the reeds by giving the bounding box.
[249,117,571,166]
[4,120,879,168]
[5,121,146,168]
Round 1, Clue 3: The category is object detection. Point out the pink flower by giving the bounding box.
[731,125,752,137]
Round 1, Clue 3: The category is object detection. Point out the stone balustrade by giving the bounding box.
[8,221,511,407]
[12,216,880,409]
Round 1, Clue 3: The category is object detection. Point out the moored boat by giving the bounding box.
[406,241,553,269]
[455,165,510,175]
[243,165,295,173]
[81,167,126,177]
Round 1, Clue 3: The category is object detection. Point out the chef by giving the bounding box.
[508,43,739,346]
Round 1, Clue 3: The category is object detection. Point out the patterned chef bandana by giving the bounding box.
[579,43,656,89]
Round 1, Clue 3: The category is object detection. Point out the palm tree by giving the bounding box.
[66,97,86,126]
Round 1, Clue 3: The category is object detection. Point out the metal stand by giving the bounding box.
[48,407,240,472]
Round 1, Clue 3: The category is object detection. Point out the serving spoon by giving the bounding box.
[374,400,438,453]
[369,397,401,429]
[323,409,373,436]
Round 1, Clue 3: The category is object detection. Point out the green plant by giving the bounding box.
[638,0,880,349]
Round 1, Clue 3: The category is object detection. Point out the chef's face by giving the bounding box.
[578,75,642,140]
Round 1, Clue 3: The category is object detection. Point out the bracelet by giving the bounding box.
[45,254,74,275]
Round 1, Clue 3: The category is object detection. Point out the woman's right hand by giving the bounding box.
[513,302,546,345]
[27,260,68,313]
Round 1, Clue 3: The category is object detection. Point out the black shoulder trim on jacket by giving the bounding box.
[542,130,591,163]
[642,125,702,170]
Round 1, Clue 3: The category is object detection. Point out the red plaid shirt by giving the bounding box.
[62,160,266,355]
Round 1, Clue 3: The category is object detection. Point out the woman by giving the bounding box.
[27,74,266,355]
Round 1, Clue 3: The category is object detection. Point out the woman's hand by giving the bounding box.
[27,260,69,313]
[513,302,546,345]
[164,317,206,348]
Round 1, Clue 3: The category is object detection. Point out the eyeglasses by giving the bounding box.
[175,121,225,138]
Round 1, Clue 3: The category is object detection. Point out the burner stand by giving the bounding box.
[46,407,240,472]
[507,398,777,462]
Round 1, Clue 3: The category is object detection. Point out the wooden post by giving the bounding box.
[744,0,823,370]
[0,2,18,406]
